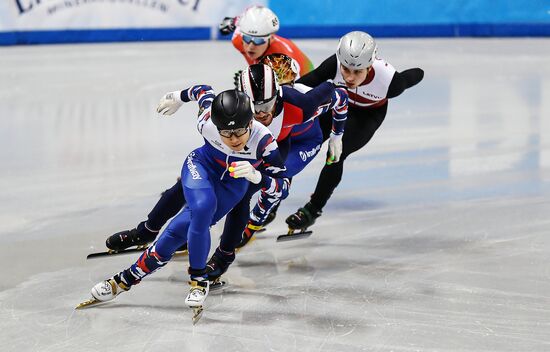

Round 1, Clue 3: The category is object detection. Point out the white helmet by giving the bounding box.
[336,31,377,70]
[238,6,279,37]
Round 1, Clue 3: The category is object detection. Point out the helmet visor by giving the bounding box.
[242,34,269,46]
[253,95,277,113]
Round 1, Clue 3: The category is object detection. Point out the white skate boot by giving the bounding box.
[185,278,209,324]
[76,276,130,309]
[92,277,130,301]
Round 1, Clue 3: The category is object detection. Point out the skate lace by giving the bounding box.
[189,287,205,300]
[101,281,113,294]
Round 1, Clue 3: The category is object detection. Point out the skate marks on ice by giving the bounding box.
[0,267,373,351]
[226,198,550,351]
[1,38,550,351]
[0,267,228,351]
[1,198,550,351]
[0,217,425,350]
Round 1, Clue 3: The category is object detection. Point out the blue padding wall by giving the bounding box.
[0,28,211,46]
[1,0,550,45]
[270,0,550,37]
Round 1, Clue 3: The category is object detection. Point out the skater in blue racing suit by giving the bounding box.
[85,88,287,309]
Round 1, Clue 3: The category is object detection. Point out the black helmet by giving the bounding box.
[239,63,280,112]
[211,89,254,130]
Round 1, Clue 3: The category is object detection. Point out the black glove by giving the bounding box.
[233,70,243,89]
[219,17,236,35]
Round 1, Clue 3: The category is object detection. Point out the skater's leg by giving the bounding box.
[180,155,248,308]
[183,183,217,276]
[219,183,261,250]
[146,180,186,231]
[250,120,323,227]
[288,108,386,228]
[310,110,384,210]
[120,210,192,286]
[206,246,235,280]
[181,151,249,274]
[106,180,187,250]
[249,177,291,227]
[91,210,192,302]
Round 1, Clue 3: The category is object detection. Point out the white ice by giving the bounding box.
[0,38,549,351]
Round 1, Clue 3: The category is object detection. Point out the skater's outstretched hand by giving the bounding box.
[219,16,237,35]
[229,161,262,184]
[327,132,343,164]
[157,91,183,116]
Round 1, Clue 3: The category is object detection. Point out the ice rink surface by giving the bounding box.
[1,38,549,351]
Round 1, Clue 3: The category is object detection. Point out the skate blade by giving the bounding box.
[75,298,103,309]
[191,306,203,325]
[235,236,256,253]
[210,279,227,291]
[276,230,313,242]
[86,244,149,259]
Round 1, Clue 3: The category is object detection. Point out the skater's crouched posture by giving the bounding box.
[286,31,425,230]
[83,87,287,320]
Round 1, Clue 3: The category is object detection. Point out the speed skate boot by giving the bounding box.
[91,274,130,302]
[105,221,159,251]
[206,247,235,282]
[186,271,210,324]
[76,274,130,309]
[235,220,262,249]
[285,201,322,231]
[185,277,210,307]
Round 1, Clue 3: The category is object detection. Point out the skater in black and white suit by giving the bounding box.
[285,31,425,230]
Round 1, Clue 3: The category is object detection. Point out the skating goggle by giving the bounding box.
[242,34,269,46]
[218,127,249,138]
[253,95,277,113]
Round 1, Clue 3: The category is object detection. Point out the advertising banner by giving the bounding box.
[0,0,261,30]
[1,0,548,44]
